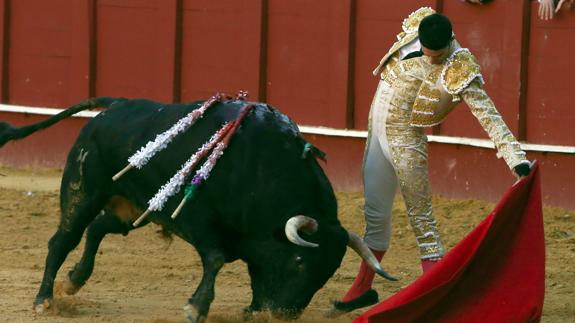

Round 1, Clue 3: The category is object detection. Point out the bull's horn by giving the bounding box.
[347,231,398,281]
[285,215,319,248]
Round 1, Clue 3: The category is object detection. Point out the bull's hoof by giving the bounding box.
[183,304,206,323]
[325,289,378,318]
[33,298,52,314]
[242,308,254,321]
[54,277,82,296]
[271,309,301,321]
[243,305,263,321]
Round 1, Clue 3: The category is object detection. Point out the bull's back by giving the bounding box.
[85,98,298,165]
[75,98,301,193]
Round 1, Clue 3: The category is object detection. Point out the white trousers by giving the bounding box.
[363,134,396,252]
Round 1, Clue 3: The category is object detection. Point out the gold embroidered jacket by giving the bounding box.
[371,7,528,170]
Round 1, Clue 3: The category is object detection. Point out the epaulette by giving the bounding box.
[402,7,437,34]
[441,48,484,96]
[372,7,436,76]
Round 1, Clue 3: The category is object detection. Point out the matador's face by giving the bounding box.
[421,42,451,65]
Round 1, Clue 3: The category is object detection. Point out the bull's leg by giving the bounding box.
[34,144,109,313]
[33,196,106,312]
[244,264,264,317]
[60,209,135,295]
[184,250,225,323]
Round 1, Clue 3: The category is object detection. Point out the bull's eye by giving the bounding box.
[295,256,305,272]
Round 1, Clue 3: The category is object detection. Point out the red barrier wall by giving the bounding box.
[527,1,575,145]
[0,0,574,209]
[354,0,436,130]
[440,0,525,138]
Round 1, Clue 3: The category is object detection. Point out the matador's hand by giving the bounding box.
[513,162,532,178]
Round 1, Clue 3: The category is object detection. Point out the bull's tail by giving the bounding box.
[0,97,121,148]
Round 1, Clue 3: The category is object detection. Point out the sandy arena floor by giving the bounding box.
[0,166,573,322]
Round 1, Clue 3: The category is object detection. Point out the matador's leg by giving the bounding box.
[363,135,398,252]
[391,134,445,261]
[331,135,397,311]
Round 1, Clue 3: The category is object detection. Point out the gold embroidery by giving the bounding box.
[387,127,445,259]
[410,102,443,127]
[462,79,527,169]
[373,7,435,77]
[410,66,450,126]
[442,48,484,95]
[402,7,437,34]
[418,84,441,99]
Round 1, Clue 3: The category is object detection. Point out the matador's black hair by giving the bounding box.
[418,13,453,50]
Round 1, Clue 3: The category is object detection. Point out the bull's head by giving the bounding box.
[244,215,396,320]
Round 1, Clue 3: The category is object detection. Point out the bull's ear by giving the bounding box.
[336,226,350,245]
[318,224,348,246]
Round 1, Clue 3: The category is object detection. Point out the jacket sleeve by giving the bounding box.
[461,79,528,170]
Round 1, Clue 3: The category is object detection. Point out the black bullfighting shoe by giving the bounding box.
[325,289,379,318]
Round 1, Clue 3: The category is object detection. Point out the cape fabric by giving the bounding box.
[354,163,544,323]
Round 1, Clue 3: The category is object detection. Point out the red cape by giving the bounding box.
[355,163,545,323]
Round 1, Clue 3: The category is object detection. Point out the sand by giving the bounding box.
[0,166,573,322]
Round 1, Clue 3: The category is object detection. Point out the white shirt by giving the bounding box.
[399,38,421,59]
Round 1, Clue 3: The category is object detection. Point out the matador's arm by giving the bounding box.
[461,79,529,171]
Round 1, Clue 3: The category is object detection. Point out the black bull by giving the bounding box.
[0,98,394,321]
